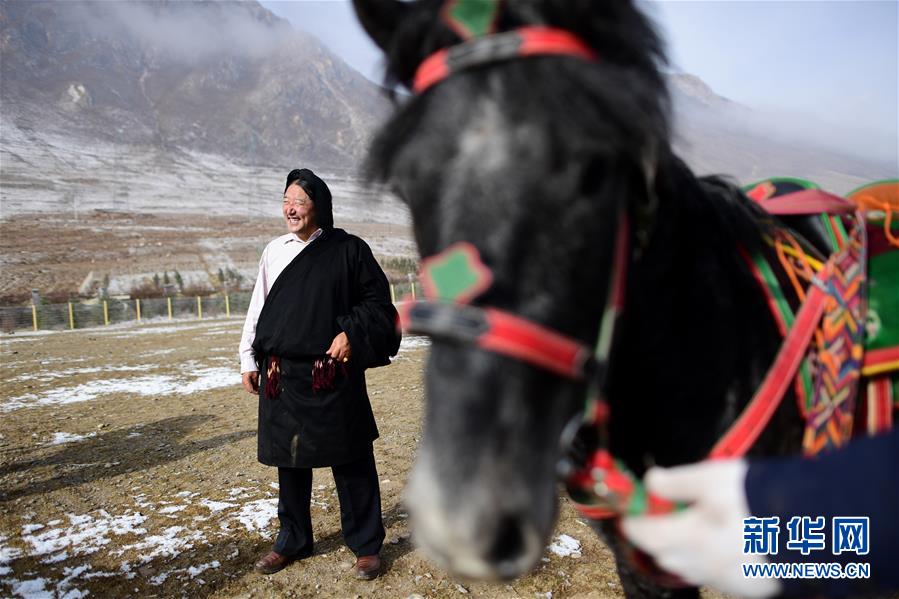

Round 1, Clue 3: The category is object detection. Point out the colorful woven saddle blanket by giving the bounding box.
[745,178,899,455]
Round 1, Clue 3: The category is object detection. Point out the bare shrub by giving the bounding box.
[379,256,420,282]
[181,282,216,297]
[130,281,165,300]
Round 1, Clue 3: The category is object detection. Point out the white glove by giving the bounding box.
[621,460,781,598]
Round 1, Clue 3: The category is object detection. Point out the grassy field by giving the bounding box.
[0,317,630,598]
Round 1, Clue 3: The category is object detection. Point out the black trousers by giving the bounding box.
[273,450,385,558]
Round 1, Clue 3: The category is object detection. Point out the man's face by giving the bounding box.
[283,182,318,238]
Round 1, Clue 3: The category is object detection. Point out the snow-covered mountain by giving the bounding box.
[0,0,389,169]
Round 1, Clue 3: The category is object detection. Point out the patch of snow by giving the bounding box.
[10,578,52,598]
[119,526,205,563]
[48,432,97,445]
[43,550,70,563]
[157,505,187,515]
[1,535,24,571]
[187,560,219,577]
[12,365,155,383]
[3,363,240,412]
[548,534,581,558]
[142,348,178,357]
[200,499,236,513]
[21,524,45,534]
[234,498,277,532]
[56,564,92,598]
[2,375,179,412]
[93,319,235,337]
[22,511,148,562]
[399,335,430,351]
[146,558,221,587]
[0,330,58,343]
[177,367,240,394]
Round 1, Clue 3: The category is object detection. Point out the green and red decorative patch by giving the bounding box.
[441,0,502,40]
[419,242,493,304]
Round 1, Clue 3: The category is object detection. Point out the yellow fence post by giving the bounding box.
[225,294,230,317]
[31,303,38,331]
[68,302,75,330]
[136,299,141,323]
[103,300,109,325]
[167,296,173,320]
[410,282,417,301]
[390,283,396,303]
[197,296,202,319]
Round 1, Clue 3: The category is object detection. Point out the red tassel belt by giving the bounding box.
[265,355,281,399]
[265,355,348,399]
[313,357,348,392]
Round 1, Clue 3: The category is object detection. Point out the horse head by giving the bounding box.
[354,0,674,580]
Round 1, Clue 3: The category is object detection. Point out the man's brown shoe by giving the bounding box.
[254,551,295,575]
[353,554,381,580]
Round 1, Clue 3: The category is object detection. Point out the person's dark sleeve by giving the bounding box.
[336,240,402,369]
[745,429,899,598]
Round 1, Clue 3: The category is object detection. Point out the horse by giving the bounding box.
[350,0,884,596]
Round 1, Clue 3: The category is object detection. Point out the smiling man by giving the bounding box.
[238,168,400,579]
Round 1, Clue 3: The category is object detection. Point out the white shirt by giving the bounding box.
[239,229,323,373]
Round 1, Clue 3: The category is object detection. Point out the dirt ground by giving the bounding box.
[0,317,640,598]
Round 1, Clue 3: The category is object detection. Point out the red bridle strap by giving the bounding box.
[709,268,832,458]
[398,300,596,381]
[399,213,629,383]
[413,27,598,94]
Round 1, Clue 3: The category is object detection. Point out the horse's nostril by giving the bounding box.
[487,516,525,565]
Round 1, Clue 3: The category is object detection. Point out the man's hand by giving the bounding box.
[326,331,352,363]
[621,460,781,599]
[242,371,259,394]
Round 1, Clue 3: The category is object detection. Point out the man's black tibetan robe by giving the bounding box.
[252,228,401,468]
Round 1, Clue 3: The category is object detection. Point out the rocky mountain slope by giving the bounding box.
[0,0,388,169]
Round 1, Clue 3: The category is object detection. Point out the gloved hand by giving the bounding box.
[622,460,781,598]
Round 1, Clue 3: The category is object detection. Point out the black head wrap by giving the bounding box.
[285,168,334,230]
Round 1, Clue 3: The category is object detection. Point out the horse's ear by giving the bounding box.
[352,0,408,52]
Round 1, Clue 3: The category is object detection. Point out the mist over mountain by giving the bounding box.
[0,0,388,169]
[668,72,894,192]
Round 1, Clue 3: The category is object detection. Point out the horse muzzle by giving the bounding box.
[404,445,550,580]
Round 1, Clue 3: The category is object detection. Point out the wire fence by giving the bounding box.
[0,281,420,333]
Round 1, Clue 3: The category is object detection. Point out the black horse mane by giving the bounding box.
[364,0,774,252]
[612,153,794,469]
[373,0,668,90]
[366,0,671,183]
